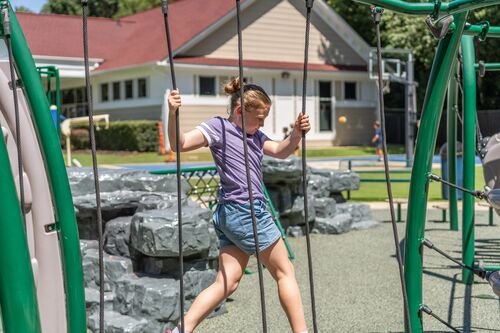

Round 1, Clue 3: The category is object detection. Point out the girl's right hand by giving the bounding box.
[168,89,181,114]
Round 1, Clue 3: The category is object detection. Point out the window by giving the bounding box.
[344,82,357,100]
[319,81,332,131]
[100,83,109,102]
[112,82,121,100]
[199,76,216,96]
[138,78,147,98]
[125,80,133,99]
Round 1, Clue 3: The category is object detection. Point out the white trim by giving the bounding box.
[34,55,103,63]
[336,100,376,108]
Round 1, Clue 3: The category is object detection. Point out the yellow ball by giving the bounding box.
[338,116,347,124]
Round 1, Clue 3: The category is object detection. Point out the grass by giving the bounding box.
[66,149,213,166]
[65,147,486,202]
[350,167,486,201]
[67,146,405,166]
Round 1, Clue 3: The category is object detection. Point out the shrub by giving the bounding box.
[71,128,90,149]
[95,120,159,152]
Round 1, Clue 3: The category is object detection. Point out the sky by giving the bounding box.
[11,0,46,12]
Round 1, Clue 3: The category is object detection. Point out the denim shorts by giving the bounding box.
[212,200,281,255]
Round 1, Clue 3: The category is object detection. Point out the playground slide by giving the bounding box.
[0,58,67,332]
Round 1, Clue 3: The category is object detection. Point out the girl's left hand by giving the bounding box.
[294,114,311,134]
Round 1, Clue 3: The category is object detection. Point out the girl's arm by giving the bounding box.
[168,89,208,152]
[263,114,310,159]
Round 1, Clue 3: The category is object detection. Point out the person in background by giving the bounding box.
[372,120,383,161]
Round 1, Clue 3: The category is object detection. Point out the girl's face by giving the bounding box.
[234,104,270,134]
[244,106,270,134]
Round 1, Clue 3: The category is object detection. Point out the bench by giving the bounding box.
[387,198,407,222]
[431,204,448,223]
[478,202,495,226]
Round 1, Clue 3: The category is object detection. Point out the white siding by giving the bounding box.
[184,0,365,66]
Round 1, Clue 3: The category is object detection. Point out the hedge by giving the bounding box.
[70,120,159,152]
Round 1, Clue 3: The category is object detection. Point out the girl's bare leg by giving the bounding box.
[182,245,249,332]
[261,239,307,333]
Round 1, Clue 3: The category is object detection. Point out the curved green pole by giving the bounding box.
[474,62,500,71]
[447,64,459,231]
[461,35,476,285]
[464,23,500,37]
[354,0,500,16]
[0,130,41,332]
[7,6,87,333]
[404,12,468,333]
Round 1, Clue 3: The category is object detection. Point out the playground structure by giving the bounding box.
[60,114,109,166]
[1,0,500,333]
[354,0,500,332]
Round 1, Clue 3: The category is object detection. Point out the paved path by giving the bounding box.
[198,204,500,332]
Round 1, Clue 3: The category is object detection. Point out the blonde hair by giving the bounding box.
[224,77,271,116]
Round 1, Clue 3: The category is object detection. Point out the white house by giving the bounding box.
[18,0,378,146]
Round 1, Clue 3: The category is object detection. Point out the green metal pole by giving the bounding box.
[447,64,459,231]
[7,6,87,333]
[404,12,468,333]
[0,128,42,333]
[263,185,295,260]
[461,35,476,285]
[474,62,500,71]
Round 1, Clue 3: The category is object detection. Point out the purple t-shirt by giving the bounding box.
[197,117,269,204]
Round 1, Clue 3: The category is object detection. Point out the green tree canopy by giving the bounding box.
[329,0,500,110]
[15,6,34,13]
[40,0,173,18]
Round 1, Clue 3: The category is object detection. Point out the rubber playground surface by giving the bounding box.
[198,204,500,332]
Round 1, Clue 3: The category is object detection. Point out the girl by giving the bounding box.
[167,77,310,333]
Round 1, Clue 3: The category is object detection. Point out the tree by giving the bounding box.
[41,0,80,16]
[116,0,161,17]
[41,0,119,18]
[15,6,34,13]
[40,0,175,18]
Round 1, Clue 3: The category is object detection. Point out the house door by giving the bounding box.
[319,81,332,131]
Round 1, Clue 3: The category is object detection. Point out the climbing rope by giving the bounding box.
[80,1,105,332]
[372,7,412,333]
[419,305,460,333]
[235,1,268,332]
[300,1,318,332]
[2,4,26,225]
[161,1,186,331]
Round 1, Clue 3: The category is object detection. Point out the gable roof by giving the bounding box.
[17,0,236,71]
[17,0,369,72]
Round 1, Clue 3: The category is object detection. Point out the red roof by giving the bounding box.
[17,0,236,71]
[16,0,364,72]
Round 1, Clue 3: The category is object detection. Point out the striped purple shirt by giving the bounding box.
[197,117,269,204]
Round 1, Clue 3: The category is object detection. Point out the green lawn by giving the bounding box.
[67,146,405,166]
[65,147,486,202]
[351,167,486,201]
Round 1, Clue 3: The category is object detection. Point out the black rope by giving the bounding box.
[3,5,26,225]
[81,1,104,332]
[235,1,267,332]
[301,1,318,332]
[422,238,487,279]
[372,7,412,333]
[428,173,485,199]
[161,1,185,331]
[419,304,461,333]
